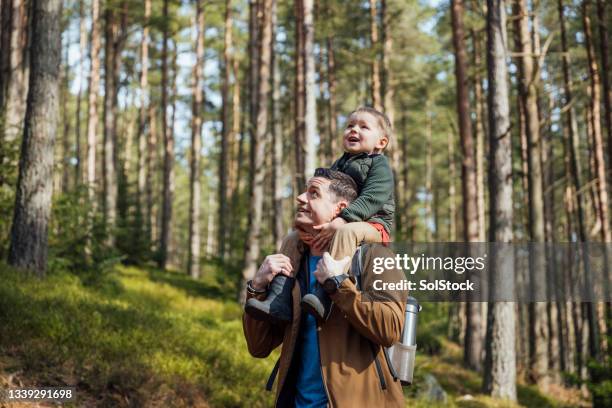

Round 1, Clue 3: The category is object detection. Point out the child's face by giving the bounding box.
[343,111,388,154]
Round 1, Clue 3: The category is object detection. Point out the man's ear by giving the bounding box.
[336,200,349,215]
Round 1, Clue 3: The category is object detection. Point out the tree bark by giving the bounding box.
[582,0,606,360]
[369,0,381,110]
[240,0,273,303]
[557,4,590,378]
[74,0,87,184]
[218,0,233,259]
[1,0,29,145]
[146,105,157,249]
[8,0,62,275]
[271,0,283,250]
[326,34,337,165]
[159,0,173,269]
[471,28,487,241]
[136,0,151,247]
[451,0,482,372]
[482,0,517,400]
[595,0,611,164]
[102,3,117,247]
[382,0,400,233]
[303,0,316,180]
[448,129,457,241]
[188,0,205,278]
[294,0,305,189]
[60,36,71,193]
[513,0,550,388]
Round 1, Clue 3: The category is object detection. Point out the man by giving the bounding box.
[243,168,407,407]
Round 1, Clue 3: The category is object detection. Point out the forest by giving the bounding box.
[0,0,610,406]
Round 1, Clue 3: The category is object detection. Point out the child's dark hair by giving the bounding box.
[350,106,393,145]
[314,168,358,202]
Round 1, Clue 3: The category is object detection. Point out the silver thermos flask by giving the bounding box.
[387,296,421,385]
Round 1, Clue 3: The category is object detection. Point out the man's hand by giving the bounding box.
[252,254,293,290]
[311,217,347,252]
[314,252,351,284]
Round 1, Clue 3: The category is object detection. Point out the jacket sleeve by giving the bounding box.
[242,291,285,358]
[329,245,407,347]
[339,155,394,223]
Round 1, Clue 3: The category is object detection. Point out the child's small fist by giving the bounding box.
[314,252,351,284]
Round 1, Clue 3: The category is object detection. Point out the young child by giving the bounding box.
[245,106,395,323]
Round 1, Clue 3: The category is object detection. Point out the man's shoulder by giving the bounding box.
[351,243,396,276]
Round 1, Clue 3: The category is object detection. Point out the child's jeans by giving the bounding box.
[280,222,384,275]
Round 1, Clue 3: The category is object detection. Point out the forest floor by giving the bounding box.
[0,262,590,407]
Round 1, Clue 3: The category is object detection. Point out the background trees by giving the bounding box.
[1,0,610,404]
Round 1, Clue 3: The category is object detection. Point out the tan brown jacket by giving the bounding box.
[243,245,408,407]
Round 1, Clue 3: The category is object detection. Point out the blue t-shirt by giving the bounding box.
[295,255,328,407]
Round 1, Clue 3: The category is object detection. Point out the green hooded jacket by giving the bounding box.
[331,152,395,234]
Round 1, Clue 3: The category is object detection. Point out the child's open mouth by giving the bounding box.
[347,136,360,143]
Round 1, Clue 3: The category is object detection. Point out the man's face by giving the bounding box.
[343,111,388,154]
[295,177,346,230]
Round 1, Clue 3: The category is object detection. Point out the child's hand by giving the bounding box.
[311,218,347,252]
[295,225,316,246]
[314,252,351,284]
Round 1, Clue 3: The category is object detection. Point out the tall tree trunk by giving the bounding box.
[271,0,283,250]
[218,0,233,259]
[8,0,62,275]
[482,0,517,400]
[382,0,400,233]
[60,36,71,193]
[425,109,433,242]
[583,0,606,360]
[229,56,242,258]
[303,0,316,180]
[1,0,29,145]
[240,0,273,303]
[146,105,157,249]
[102,4,117,247]
[558,0,590,376]
[471,28,487,241]
[85,0,101,255]
[74,0,87,184]
[513,0,550,388]
[451,0,482,372]
[159,0,173,269]
[294,0,305,189]
[136,0,150,247]
[326,34,337,165]
[542,89,562,382]
[448,129,457,241]
[188,0,205,278]
[596,0,611,164]
[369,0,382,110]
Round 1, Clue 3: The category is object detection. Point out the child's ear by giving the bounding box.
[376,135,389,150]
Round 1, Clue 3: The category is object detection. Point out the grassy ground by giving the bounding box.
[0,263,588,407]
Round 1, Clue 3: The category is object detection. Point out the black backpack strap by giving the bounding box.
[266,357,281,391]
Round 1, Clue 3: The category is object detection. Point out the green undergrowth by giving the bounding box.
[0,263,276,407]
[0,262,586,407]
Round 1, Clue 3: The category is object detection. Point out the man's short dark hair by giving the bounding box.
[314,168,358,203]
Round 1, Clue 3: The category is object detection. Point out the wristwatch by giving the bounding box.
[323,274,349,295]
